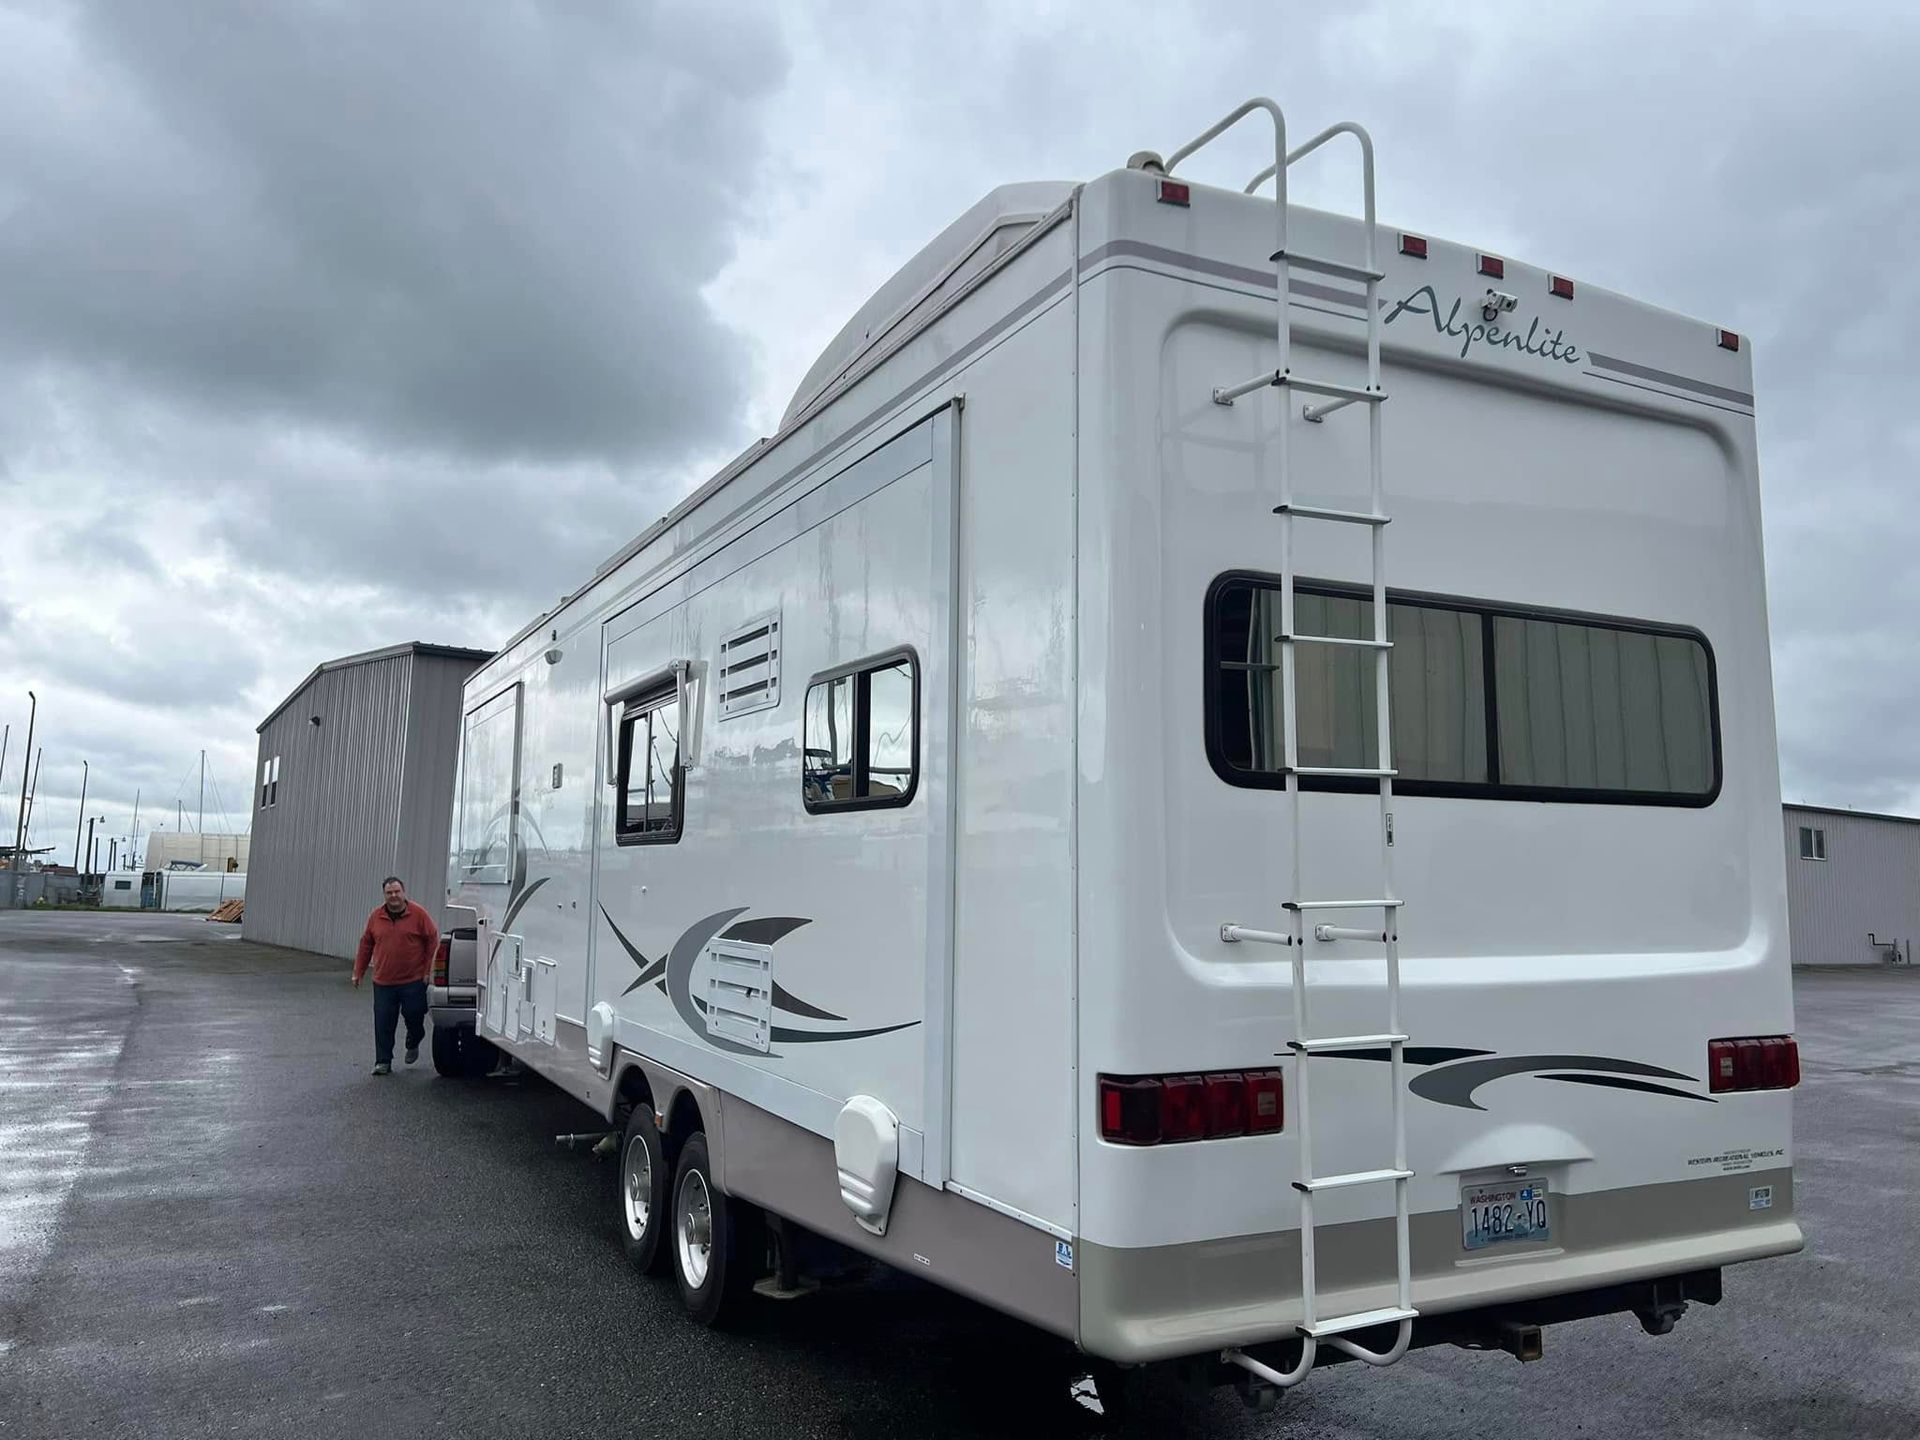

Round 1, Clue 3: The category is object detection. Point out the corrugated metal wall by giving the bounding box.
[243,652,415,958]
[1783,805,1920,966]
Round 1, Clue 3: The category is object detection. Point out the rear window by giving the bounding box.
[1206,575,1718,806]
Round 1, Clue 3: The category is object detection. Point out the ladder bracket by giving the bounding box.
[1220,923,1292,947]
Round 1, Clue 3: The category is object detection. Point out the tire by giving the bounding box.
[617,1103,672,1275]
[670,1132,762,1326]
[460,1032,497,1079]
[430,1023,465,1078]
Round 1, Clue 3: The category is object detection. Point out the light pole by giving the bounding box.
[8,691,34,909]
[22,749,41,844]
[72,759,89,870]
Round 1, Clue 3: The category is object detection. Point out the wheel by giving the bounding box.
[430,1023,465,1077]
[460,1032,497,1079]
[617,1103,672,1275]
[670,1132,762,1326]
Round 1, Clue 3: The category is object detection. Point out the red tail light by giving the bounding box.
[1399,233,1428,258]
[1245,1069,1284,1133]
[1549,274,1575,299]
[1161,1075,1208,1141]
[1708,1035,1798,1093]
[1099,1076,1163,1146]
[1099,1069,1283,1145]
[433,937,450,987]
[1203,1073,1248,1138]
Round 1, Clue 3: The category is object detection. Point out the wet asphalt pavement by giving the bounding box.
[0,910,1914,1439]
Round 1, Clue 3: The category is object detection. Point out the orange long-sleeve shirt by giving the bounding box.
[353,901,440,985]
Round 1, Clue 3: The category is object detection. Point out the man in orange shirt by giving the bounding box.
[353,876,440,1076]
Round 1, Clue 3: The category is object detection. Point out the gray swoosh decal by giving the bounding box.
[1311,1046,1493,1068]
[771,984,844,1022]
[1539,1073,1716,1104]
[723,916,812,946]
[1410,1054,1702,1111]
[599,905,664,995]
[771,1021,920,1044]
[602,905,912,1051]
[666,908,754,1054]
[501,875,549,933]
[718,917,845,1018]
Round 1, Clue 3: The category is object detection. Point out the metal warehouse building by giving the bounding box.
[244,642,491,959]
[1783,802,1920,967]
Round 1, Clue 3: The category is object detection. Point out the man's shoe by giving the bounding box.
[404,1043,419,1065]
[372,1062,391,1076]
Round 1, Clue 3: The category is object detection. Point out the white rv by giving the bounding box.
[444,99,1800,1398]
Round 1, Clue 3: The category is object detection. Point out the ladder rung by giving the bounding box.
[1288,1033,1407,1053]
[1292,1168,1414,1193]
[1283,634,1392,651]
[1271,503,1391,527]
[1272,249,1386,284]
[1312,925,1396,944]
[1284,898,1403,911]
[1299,1306,1419,1339]
[1288,765,1396,779]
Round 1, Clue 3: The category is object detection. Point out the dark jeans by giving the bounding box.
[373,980,428,1064]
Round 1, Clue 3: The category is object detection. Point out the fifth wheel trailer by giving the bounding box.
[444,98,1799,1398]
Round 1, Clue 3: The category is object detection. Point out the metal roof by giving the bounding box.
[1784,801,1920,827]
[256,642,492,733]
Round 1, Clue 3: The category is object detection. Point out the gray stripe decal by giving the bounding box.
[1079,238,1366,311]
[1409,1054,1704,1111]
[1582,369,1759,419]
[1539,1073,1717,1104]
[1586,350,1753,407]
[1081,238,1751,413]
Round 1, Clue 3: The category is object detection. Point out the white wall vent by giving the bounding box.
[703,938,773,1053]
[717,611,781,719]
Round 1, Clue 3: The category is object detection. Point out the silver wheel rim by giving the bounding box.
[677,1168,714,1289]
[622,1135,652,1240]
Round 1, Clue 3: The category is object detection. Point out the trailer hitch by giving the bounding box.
[1635,1277,1691,1335]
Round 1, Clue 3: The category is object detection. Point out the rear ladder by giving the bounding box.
[1166,98,1416,1388]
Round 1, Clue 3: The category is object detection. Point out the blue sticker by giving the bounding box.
[1055,1239,1075,1271]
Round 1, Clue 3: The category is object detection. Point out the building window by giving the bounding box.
[1798,825,1827,861]
[1206,574,1719,806]
[259,756,280,809]
[616,682,683,845]
[803,650,919,812]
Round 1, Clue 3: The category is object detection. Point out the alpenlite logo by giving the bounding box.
[1383,284,1583,367]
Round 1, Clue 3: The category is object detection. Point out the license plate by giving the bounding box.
[1461,1177,1551,1251]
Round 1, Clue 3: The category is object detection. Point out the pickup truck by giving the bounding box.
[428,917,497,1078]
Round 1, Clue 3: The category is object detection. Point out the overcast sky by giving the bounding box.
[1,0,1916,864]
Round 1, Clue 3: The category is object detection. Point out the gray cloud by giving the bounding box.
[1,0,785,464]
[0,0,789,858]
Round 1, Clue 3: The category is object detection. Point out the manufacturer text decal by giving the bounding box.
[1686,1146,1785,1174]
[1384,284,1582,367]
